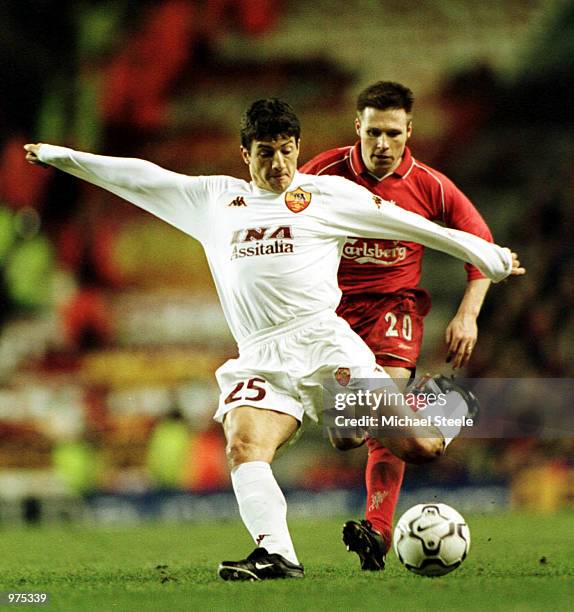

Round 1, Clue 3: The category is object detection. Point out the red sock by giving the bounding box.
[364,437,405,551]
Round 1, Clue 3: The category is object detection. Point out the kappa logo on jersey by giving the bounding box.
[230,225,295,260]
[228,196,247,207]
[285,187,312,213]
[335,367,351,387]
[342,237,407,265]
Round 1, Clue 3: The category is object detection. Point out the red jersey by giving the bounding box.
[300,144,493,296]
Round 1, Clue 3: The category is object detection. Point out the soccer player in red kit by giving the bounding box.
[301,81,493,570]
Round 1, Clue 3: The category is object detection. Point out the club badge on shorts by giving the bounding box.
[285,187,312,213]
[335,367,351,387]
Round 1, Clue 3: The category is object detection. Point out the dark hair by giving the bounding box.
[240,99,301,149]
[356,81,414,114]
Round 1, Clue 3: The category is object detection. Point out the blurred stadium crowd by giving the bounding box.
[0,1,572,519]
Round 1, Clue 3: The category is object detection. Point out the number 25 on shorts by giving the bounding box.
[224,377,267,405]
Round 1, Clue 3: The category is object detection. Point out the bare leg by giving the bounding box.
[223,405,298,468]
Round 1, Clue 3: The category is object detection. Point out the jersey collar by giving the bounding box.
[350,142,414,181]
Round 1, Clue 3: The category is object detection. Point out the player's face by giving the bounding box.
[355,107,412,178]
[241,135,300,193]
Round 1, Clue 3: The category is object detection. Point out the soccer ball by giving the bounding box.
[393,503,470,577]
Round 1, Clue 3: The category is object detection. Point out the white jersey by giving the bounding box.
[37,145,512,345]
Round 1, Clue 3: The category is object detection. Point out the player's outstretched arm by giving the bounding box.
[24,143,189,193]
[377,204,525,283]
[24,143,209,239]
[320,178,525,283]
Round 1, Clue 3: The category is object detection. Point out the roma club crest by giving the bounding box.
[284,187,312,213]
[335,367,351,387]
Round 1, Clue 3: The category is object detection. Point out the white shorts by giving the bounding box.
[214,310,393,424]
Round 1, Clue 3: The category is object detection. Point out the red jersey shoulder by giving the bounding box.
[408,157,492,240]
[404,158,466,219]
[300,146,352,175]
[409,158,460,194]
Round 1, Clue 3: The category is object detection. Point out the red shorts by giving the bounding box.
[336,289,431,369]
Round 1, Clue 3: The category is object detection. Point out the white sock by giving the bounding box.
[231,461,299,565]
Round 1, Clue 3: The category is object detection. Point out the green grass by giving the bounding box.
[0,512,572,611]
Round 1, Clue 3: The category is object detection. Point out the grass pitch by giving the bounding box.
[0,512,572,611]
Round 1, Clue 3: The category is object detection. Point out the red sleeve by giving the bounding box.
[441,175,493,281]
[299,156,322,174]
[299,147,350,176]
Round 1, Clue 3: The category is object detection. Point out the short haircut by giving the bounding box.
[356,81,414,114]
[240,99,301,149]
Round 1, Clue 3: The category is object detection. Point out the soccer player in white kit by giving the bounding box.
[25,99,524,581]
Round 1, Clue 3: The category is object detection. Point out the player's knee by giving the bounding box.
[386,436,444,464]
[405,437,444,464]
[226,437,258,468]
[225,435,275,468]
[331,437,365,451]
[328,430,365,451]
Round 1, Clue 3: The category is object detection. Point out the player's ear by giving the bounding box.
[240,146,250,165]
[407,121,413,139]
[354,116,361,137]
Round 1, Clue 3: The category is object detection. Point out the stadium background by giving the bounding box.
[0,0,572,527]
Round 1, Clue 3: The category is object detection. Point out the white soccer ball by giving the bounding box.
[393,503,470,577]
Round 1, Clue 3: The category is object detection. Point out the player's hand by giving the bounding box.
[445,312,478,369]
[23,143,48,167]
[506,249,525,275]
